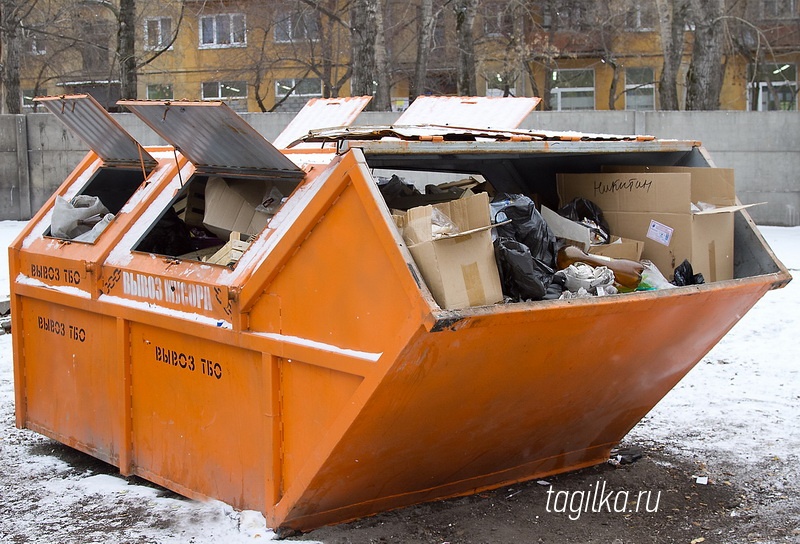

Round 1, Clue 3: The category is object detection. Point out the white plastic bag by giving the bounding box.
[51,195,110,240]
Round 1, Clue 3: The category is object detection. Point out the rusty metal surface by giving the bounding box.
[35,94,157,170]
[273,96,372,149]
[118,100,303,178]
[396,96,541,129]
[291,124,662,147]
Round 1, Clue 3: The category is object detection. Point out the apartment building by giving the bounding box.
[16,0,800,113]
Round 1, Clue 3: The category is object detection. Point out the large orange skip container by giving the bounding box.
[10,95,790,532]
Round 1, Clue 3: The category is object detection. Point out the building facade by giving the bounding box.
[15,0,800,113]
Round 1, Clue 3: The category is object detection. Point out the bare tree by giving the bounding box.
[350,0,377,98]
[655,0,690,110]
[685,0,725,109]
[453,0,477,95]
[411,0,436,99]
[1,0,38,113]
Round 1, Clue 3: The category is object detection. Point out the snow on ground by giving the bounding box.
[0,221,797,543]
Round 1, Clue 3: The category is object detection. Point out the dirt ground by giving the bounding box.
[3,428,799,543]
[290,440,800,544]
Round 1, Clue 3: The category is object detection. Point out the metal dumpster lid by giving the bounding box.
[290,124,659,145]
[35,94,157,170]
[395,96,541,129]
[117,100,304,179]
[273,96,372,149]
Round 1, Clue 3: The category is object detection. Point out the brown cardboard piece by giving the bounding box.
[557,167,745,282]
[589,236,645,261]
[402,192,503,310]
[203,177,293,239]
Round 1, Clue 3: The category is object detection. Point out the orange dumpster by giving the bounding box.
[10,95,790,533]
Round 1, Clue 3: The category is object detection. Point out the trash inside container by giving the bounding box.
[10,94,791,533]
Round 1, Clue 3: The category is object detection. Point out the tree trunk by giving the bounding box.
[655,0,689,110]
[454,0,477,96]
[373,0,391,110]
[1,0,22,114]
[685,0,724,110]
[118,0,137,100]
[350,0,377,101]
[411,0,435,99]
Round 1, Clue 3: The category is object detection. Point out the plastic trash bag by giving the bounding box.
[555,263,618,297]
[637,260,676,290]
[72,213,114,243]
[430,207,459,238]
[493,237,553,301]
[51,194,111,240]
[558,197,611,244]
[672,259,705,286]
[491,194,559,268]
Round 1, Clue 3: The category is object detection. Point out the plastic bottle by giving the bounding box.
[556,245,644,290]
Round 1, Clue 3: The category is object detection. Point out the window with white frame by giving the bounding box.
[274,10,320,42]
[761,0,796,18]
[200,13,246,47]
[625,1,657,30]
[274,78,323,111]
[145,17,173,50]
[485,73,511,97]
[482,1,513,37]
[550,69,595,111]
[625,67,655,110]
[748,63,797,110]
[147,83,174,100]
[22,90,40,111]
[202,81,247,100]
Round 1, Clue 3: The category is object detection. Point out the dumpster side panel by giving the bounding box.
[277,279,774,530]
[129,324,268,512]
[249,151,428,354]
[20,299,122,463]
[280,359,363,495]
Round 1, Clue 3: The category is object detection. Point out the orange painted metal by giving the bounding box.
[10,98,791,533]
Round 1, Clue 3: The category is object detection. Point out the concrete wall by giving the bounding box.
[2,110,798,226]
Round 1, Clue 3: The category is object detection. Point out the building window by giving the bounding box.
[486,73,511,97]
[147,83,174,100]
[482,1,513,37]
[22,90,41,111]
[145,17,172,50]
[275,10,320,42]
[274,78,323,111]
[625,67,655,110]
[550,69,595,111]
[544,0,591,31]
[202,80,247,100]
[200,13,246,47]
[626,1,657,30]
[761,0,796,18]
[748,63,797,110]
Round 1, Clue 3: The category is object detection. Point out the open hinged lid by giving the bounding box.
[273,96,372,149]
[396,95,541,129]
[35,94,157,171]
[117,100,304,182]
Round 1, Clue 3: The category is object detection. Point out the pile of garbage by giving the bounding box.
[384,174,706,310]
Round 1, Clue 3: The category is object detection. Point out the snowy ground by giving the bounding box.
[0,221,797,543]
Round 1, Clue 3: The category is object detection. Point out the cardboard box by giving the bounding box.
[402,192,503,310]
[557,168,744,282]
[203,177,293,239]
[589,236,644,261]
[540,205,591,251]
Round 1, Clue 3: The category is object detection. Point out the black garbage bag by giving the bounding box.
[494,237,554,301]
[492,194,559,270]
[672,259,705,286]
[137,207,194,257]
[558,197,611,244]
